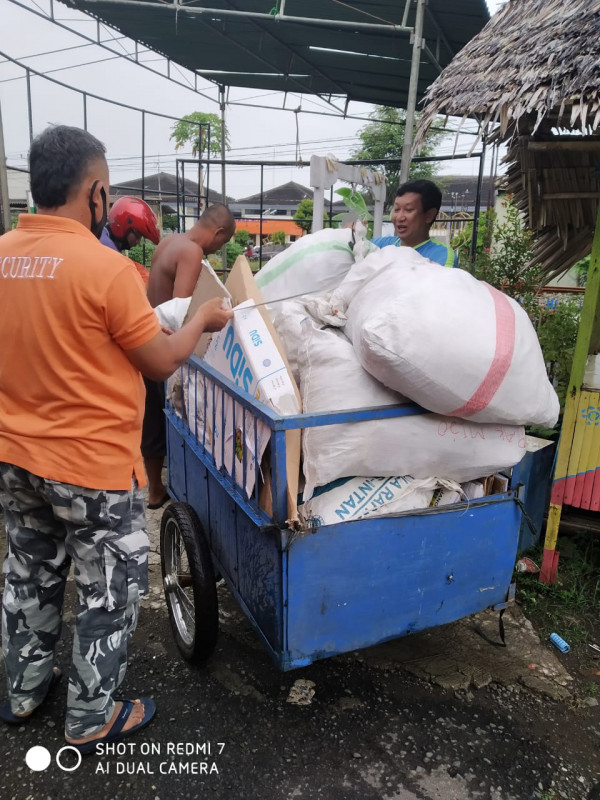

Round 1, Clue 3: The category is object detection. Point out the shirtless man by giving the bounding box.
[143,204,236,507]
[147,203,235,307]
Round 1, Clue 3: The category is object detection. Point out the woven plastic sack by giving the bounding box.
[254,228,355,303]
[298,475,463,527]
[344,251,559,427]
[298,320,526,500]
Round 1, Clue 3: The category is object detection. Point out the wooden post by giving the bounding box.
[541,202,600,583]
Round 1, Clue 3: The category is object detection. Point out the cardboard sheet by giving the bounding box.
[225,257,302,523]
[183,256,301,522]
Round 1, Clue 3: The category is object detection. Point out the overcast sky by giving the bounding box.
[0,0,505,200]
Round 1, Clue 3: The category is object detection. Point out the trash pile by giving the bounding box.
[155,227,559,529]
[255,228,559,527]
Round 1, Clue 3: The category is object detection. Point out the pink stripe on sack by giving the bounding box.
[449,283,515,418]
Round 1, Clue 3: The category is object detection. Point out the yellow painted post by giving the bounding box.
[541,203,600,583]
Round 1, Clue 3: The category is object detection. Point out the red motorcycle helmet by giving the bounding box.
[108,196,160,245]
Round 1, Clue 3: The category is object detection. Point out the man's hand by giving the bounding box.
[126,298,233,381]
[197,297,234,332]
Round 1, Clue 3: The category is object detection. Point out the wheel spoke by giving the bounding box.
[174,584,195,625]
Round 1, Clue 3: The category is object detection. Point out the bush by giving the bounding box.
[127,242,156,267]
[234,230,251,249]
[162,213,178,232]
[270,231,286,246]
[451,209,496,264]
[536,300,580,409]
[464,197,540,318]
[226,239,244,267]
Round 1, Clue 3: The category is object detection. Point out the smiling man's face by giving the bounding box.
[391,191,437,248]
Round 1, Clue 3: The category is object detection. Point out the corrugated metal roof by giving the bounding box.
[60,0,490,108]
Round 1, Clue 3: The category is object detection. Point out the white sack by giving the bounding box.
[344,250,559,427]
[269,298,309,385]
[298,320,526,499]
[254,228,356,303]
[298,475,463,527]
[304,244,426,327]
[154,296,192,331]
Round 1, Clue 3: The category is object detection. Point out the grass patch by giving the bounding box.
[516,534,600,647]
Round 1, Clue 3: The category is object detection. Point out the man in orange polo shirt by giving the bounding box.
[0,125,232,754]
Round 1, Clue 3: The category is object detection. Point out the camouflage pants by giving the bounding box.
[0,462,149,738]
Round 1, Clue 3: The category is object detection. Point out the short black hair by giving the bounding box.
[396,179,442,214]
[201,203,236,232]
[29,125,106,208]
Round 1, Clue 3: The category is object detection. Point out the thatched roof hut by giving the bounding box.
[415,0,600,280]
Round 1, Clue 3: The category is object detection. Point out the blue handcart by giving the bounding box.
[160,357,524,670]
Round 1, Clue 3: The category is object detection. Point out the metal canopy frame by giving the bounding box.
[57,0,489,107]
[49,0,489,174]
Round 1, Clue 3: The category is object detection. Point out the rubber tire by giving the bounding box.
[160,502,218,664]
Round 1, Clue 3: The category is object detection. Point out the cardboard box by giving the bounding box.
[202,298,300,497]
[184,256,302,522]
[226,258,302,522]
[183,259,231,358]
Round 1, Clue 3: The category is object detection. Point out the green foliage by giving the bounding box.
[574,254,590,287]
[451,209,496,263]
[536,300,580,408]
[127,241,155,267]
[293,198,330,233]
[234,229,251,249]
[170,112,230,157]
[465,197,540,317]
[335,188,373,223]
[226,238,243,267]
[270,230,286,246]
[351,106,447,210]
[162,213,178,232]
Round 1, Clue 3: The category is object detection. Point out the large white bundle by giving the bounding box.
[305,244,424,327]
[343,250,559,427]
[154,296,191,331]
[254,228,355,302]
[298,320,526,499]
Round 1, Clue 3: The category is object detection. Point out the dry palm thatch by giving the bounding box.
[414,0,600,279]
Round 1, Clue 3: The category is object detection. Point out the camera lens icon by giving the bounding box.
[25,744,82,772]
[25,746,51,772]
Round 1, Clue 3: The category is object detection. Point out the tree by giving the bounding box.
[271,230,286,246]
[351,106,447,209]
[162,213,178,232]
[226,239,243,267]
[170,112,230,158]
[234,229,251,249]
[293,198,331,233]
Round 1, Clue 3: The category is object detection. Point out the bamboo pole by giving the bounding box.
[541,202,600,583]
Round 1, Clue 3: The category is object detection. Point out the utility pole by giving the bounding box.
[0,99,12,235]
[399,0,425,184]
[219,84,228,273]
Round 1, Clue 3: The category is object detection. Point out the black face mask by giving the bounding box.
[88,180,107,239]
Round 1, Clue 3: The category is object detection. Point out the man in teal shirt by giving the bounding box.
[372,179,458,268]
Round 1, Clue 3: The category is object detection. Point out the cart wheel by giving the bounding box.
[160,502,218,664]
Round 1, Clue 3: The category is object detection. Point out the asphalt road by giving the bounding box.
[1,574,599,800]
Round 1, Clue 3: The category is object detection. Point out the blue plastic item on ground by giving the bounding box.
[549,632,571,653]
